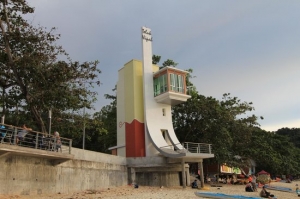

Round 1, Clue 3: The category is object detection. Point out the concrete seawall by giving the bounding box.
[0,147,128,195]
[0,147,187,195]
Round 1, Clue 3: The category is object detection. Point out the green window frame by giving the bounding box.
[153,74,167,96]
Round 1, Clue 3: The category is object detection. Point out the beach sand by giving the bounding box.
[0,181,298,199]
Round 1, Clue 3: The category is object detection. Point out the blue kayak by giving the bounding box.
[264,184,294,192]
[194,192,262,199]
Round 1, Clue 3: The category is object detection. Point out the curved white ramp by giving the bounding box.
[142,27,187,158]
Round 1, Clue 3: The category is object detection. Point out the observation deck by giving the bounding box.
[153,66,191,106]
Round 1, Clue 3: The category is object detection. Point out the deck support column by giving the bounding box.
[181,159,186,188]
[128,167,136,185]
[198,160,204,188]
[186,164,190,186]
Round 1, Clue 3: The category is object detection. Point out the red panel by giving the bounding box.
[111,149,117,156]
[125,119,145,157]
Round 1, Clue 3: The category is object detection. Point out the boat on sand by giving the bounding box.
[264,184,294,192]
[194,192,262,199]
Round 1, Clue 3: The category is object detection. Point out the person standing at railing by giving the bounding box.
[53,131,62,152]
[0,125,6,143]
[16,124,32,145]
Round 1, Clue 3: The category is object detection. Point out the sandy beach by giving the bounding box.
[0,181,298,199]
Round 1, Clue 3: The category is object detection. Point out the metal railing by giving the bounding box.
[0,124,72,154]
[160,142,213,154]
[182,142,212,154]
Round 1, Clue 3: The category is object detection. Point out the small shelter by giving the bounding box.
[256,170,271,184]
[257,170,269,175]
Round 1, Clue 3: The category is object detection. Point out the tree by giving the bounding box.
[173,87,261,167]
[151,55,177,69]
[152,55,161,64]
[84,86,117,153]
[0,0,34,123]
[0,0,101,132]
[276,127,300,148]
[161,59,178,69]
[245,128,300,174]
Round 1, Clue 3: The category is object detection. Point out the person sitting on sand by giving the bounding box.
[227,178,231,184]
[245,181,254,192]
[222,178,227,184]
[191,180,198,188]
[207,176,211,184]
[260,185,275,199]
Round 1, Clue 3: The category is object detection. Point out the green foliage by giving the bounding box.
[0,0,101,133]
[152,55,161,64]
[276,127,300,148]
[245,128,300,174]
[85,87,117,153]
[152,55,178,69]
[172,91,260,167]
[161,59,178,68]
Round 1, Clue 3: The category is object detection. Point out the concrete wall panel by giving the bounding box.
[0,153,128,195]
[136,172,180,187]
[71,147,127,165]
[0,147,184,195]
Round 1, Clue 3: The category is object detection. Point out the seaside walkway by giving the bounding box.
[0,124,74,162]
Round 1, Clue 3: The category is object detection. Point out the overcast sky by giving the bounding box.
[25,0,300,132]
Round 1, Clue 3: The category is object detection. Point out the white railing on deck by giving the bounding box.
[160,142,212,154]
[182,142,212,154]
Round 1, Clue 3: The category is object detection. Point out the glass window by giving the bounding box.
[174,74,178,92]
[170,73,176,91]
[153,78,158,96]
[154,72,185,96]
[169,73,184,93]
[177,75,183,93]
[153,74,167,96]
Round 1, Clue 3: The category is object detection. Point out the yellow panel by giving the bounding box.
[124,60,135,123]
[132,60,144,122]
[152,64,159,73]
[123,59,159,123]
